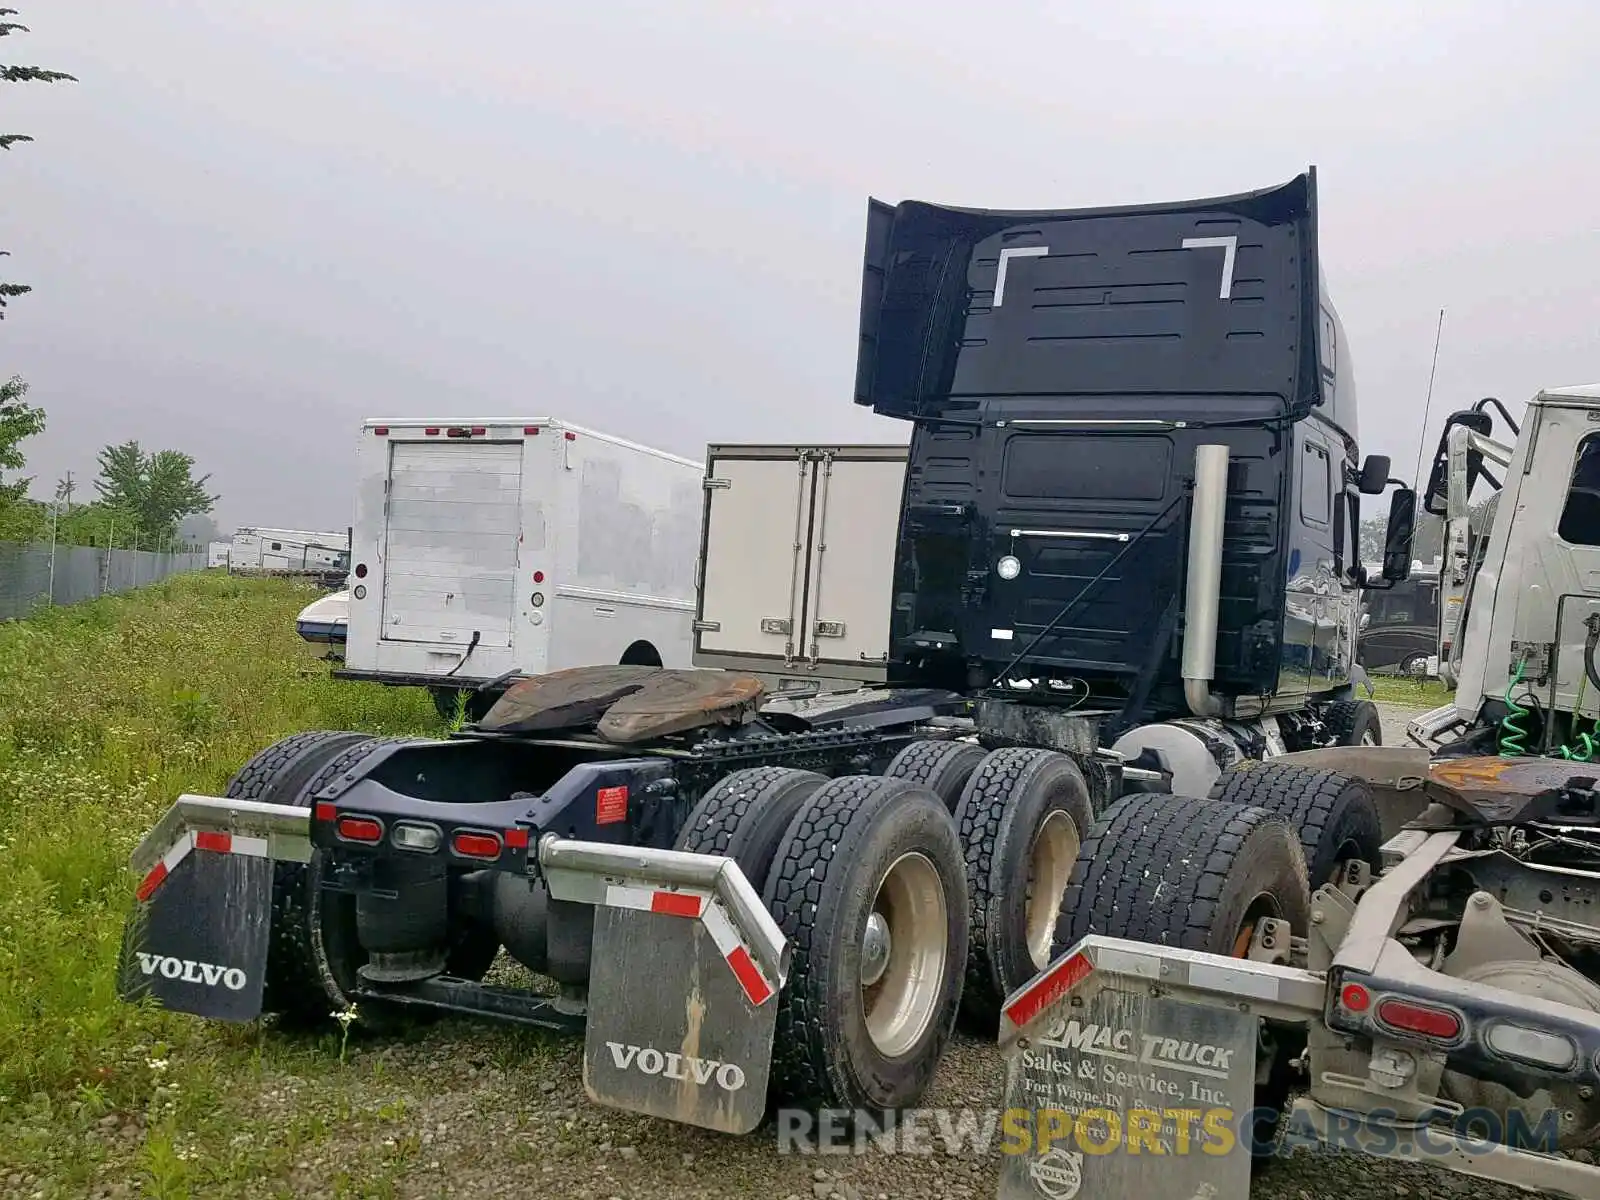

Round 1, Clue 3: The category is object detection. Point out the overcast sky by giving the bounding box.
[4,0,1596,532]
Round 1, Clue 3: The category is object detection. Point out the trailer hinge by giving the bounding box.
[703,477,731,490]
[761,618,792,636]
[692,620,721,633]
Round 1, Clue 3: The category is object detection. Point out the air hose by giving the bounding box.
[1499,654,1532,757]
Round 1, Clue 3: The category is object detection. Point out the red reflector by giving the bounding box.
[1341,982,1372,1013]
[424,426,439,435]
[471,426,486,436]
[195,830,232,854]
[453,832,502,859]
[136,861,168,902]
[373,426,388,436]
[314,802,336,823]
[1377,998,1462,1040]
[503,826,529,850]
[651,891,702,919]
[532,570,544,583]
[1002,951,1092,1029]
[524,426,539,435]
[564,431,576,441]
[727,945,771,1006]
[336,816,383,843]
[596,785,628,825]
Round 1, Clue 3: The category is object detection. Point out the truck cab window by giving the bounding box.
[1558,433,1600,546]
[1301,443,1331,526]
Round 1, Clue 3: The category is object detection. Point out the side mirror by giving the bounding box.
[1383,487,1417,581]
[1358,454,1391,496]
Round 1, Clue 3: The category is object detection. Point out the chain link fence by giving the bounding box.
[0,540,209,621]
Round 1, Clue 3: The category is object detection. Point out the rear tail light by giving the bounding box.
[336,816,384,843]
[532,571,544,583]
[1485,1022,1577,1070]
[452,831,502,860]
[392,823,442,853]
[1376,998,1463,1041]
[354,563,367,578]
[1340,983,1372,1013]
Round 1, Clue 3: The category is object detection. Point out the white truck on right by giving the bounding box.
[990,384,1600,1199]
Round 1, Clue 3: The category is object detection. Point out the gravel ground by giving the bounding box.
[32,696,1551,1200]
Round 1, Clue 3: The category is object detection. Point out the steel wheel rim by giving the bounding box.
[861,851,947,1058]
[1025,810,1080,969]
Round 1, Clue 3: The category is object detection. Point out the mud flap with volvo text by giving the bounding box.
[540,836,789,1135]
[118,795,312,1021]
[995,935,1323,1200]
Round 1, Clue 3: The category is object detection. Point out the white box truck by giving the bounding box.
[337,418,703,717]
[692,442,908,692]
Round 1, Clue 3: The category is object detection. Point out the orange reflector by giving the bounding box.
[453,832,501,859]
[1377,998,1462,1040]
[336,816,383,843]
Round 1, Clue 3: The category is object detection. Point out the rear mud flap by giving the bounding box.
[541,838,788,1136]
[117,833,274,1021]
[996,937,1324,1200]
[117,794,314,1023]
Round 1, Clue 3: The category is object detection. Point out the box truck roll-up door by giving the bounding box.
[380,441,523,648]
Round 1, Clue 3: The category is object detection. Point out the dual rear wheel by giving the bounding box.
[673,740,1101,1116]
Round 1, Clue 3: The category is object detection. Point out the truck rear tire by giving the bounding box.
[883,739,987,812]
[1054,791,1310,958]
[763,775,968,1123]
[224,731,376,1020]
[952,747,1094,1031]
[1209,762,1384,889]
[1053,792,1311,1160]
[674,766,827,892]
[1324,698,1381,746]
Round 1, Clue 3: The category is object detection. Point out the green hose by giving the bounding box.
[1562,667,1596,761]
[1500,655,1531,757]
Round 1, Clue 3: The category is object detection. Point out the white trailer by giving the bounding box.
[207,541,230,569]
[229,527,349,573]
[692,443,909,692]
[338,418,703,716]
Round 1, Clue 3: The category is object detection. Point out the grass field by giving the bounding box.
[0,574,451,1197]
[0,575,1464,1198]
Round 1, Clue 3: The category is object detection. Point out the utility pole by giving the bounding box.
[46,494,58,606]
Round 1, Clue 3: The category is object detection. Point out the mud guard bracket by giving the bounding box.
[996,936,1323,1200]
[540,835,789,1135]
